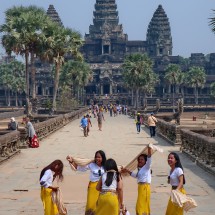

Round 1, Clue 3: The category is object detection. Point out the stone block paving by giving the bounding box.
[0,113,214,214]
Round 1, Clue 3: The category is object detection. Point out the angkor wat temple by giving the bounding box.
[0,0,215,106]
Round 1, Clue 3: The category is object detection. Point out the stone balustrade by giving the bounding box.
[0,109,25,120]
[0,130,20,163]
[181,129,215,171]
[0,108,87,163]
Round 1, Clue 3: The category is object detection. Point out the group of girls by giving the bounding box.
[39,148,186,215]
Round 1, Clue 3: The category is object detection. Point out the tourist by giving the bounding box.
[122,144,152,215]
[80,115,88,137]
[147,112,157,137]
[8,117,18,130]
[165,152,186,215]
[136,113,141,133]
[97,109,105,131]
[40,159,64,215]
[25,117,39,148]
[66,150,106,215]
[86,114,92,136]
[95,158,123,215]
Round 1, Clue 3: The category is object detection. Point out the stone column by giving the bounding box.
[110,83,113,94]
[100,83,103,95]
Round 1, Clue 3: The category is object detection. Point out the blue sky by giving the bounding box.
[0,0,215,57]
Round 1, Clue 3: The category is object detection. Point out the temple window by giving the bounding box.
[103,45,110,54]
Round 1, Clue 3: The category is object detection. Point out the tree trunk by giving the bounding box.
[195,86,198,104]
[131,89,134,106]
[143,92,147,110]
[52,62,61,110]
[15,92,18,107]
[8,89,11,106]
[172,84,175,113]
[135,88,139,110]
[30,52,36,99]
[25,51,30,115]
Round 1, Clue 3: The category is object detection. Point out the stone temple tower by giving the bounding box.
[146,5,172,57]
[46,5,63,26]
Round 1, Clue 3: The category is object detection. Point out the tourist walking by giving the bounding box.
[147,112,157,137]
[40,160,64,215]
[8,117,18,130]
[80,115,88,137]
[86,114,92,136]
[95,158,123,215]
[25,117,39,148]
[165,152,186,215]
[97,109,105,131]
[136,113,141,133]
[122,144,152,215]
[66,150,106,215]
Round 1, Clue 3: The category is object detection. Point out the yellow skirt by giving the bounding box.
[136,183,151,215]
[40,187,59,215]
[85,181,100,215]
[95,192,119,215]
[165,188,186,215]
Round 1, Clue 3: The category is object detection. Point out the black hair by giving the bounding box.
[94,150,106,167]
[138,154,148,163]
[40,160,64,182]
[168,152,186,184]
[104,158,121,186]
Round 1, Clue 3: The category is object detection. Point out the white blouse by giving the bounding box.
[40,169,53,188]
[77,162,105,182]
[101,172,117,191]
[169,167,184,186]
[131,157,152,183]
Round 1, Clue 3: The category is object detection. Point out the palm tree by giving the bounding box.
[209,9,215,33]
[164,64,182,111]
[60,60,92,105]
[42,23,83,109]
[185,66,206,104]
[122,53,154,109]
[0,6,50,113]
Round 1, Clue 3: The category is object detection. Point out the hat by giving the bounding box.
[137,113,140,115]
[11,117,15,122]
[151,112,154,115]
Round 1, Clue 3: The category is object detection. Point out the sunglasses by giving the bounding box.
[98,170,101,176]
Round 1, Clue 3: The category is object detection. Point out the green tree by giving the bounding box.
[164,64,182,111]
[0,6,50,113]
[210,82,215,98]
[60,60,92,105]
[122,53,154,109]
[209,9,215,33]
[185,66,206,104]
[42,23,83,109]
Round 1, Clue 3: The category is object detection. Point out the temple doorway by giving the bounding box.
[103,84,110,94]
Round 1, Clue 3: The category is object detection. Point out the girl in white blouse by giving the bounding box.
[95,158,123,215]
[123,145,152,215]
[40,160,64,215]
[67,150,106,215]
[166,152,186,215]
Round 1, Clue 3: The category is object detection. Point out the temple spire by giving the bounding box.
[46,5,63,26]
[146,5,172,57]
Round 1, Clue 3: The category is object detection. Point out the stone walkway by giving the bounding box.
[0,113,214,215]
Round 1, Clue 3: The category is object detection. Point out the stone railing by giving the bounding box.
[0,130,20,163]
[0,109,25,120]
[181,129,215,175]
[0,108,88,162]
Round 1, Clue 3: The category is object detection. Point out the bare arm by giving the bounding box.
[66,156,78,169]
[148,144,152,158]
[96,177,102,191]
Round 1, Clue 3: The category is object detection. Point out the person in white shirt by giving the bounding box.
[95,158,123,215]
[123,145,152,215]
[40,160,64,215]
[66,150,106,215]
[166,152,186,215]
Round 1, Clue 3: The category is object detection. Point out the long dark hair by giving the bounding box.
[104,158,121,186]
[169,152,186,184]
[40,160,64,182]
[94,150,106,167]
[138,154,148,164]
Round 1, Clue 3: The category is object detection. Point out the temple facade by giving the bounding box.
[0,1,215,106]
